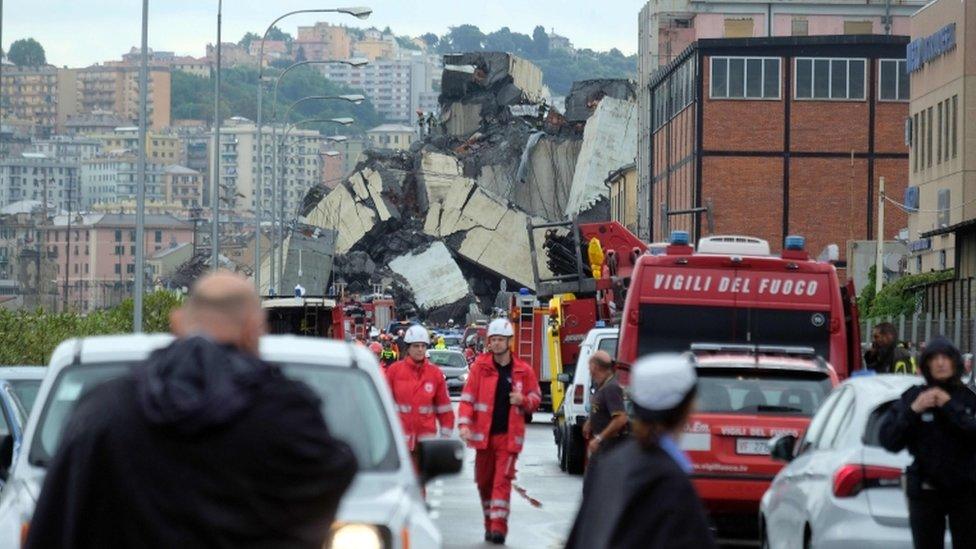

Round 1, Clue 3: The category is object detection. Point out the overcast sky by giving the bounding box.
[6,1,643,68]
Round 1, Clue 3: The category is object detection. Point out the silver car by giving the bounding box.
[760,374,951,549]
[0,334,461,549]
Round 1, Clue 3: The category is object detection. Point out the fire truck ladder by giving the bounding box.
[517,302,535,364]
[302,301,320,336]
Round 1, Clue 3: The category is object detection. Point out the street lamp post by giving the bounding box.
[254,6,371,294]
[272,117,353,294]
[211,0,222,273]
[269,94,361,292]
[134,0,149,332]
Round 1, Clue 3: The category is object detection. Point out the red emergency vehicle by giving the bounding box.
[617,233,862,380]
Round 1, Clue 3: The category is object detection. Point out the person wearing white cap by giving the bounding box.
[566,353,717,549]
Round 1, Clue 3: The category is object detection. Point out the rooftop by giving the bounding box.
[367,123,416,134]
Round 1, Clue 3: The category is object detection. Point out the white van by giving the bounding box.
[552,327,618,475]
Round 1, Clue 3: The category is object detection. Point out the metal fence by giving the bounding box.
[861,312,976,353]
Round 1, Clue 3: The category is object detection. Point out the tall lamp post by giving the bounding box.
[272,116,353,294]
[264,60,367,292]
[211,0,222,272]
[254,6,371,294]
[134,0,149,332]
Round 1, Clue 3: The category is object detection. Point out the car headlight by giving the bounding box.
[329,523,385,549]
[459,373,468,383]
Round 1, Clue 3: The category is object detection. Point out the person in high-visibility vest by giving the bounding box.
[435,336,447,350]
[458,318,542,545]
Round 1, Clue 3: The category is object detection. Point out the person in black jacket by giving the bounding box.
[566,354,717,549]
[26,272,358,549]
[879,336,976,549]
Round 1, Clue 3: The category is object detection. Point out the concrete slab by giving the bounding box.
[388,242,470,310]
[362,168,392,222]
[440,102,482,138]
[565,97,638,218]
[417,151,475,209]
[304,184,377,254]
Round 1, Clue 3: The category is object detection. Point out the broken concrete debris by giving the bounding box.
[289,52,636,321]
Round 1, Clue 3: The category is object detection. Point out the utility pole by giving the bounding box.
[210,0,222,272]
[62,179,72,312]
[134,0,149,331]
[875,176,885,295]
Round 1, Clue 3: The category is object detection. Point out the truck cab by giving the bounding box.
[618,233,862,381]
[553,326,618,475]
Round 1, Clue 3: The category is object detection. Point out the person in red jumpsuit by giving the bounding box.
[458,318,542,545]
[385,324,455,469]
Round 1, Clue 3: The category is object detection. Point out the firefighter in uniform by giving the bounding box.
[458,318,542,545]
[385,325,455,469]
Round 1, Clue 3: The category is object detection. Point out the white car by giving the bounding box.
[553,327,618,475]
[760,373,950,549]
[0,334,461,549]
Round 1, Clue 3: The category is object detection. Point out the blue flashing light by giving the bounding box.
[594,320,607,328]
[519,287,530,296]
[670,230,690,246]
[851,369,877,378]
[785,235,806,251]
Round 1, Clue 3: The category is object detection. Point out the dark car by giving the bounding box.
[428,350,469,396]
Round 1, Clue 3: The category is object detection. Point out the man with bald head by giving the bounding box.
[26,271,357,549]
[581,350,629,489]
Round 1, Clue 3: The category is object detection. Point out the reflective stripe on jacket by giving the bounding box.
[385,358,455,450]
[458,353,541,453]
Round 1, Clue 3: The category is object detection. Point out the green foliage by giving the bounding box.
[238,32,261,51]
[0,290,183,365]
[435,25,635,95]
[170,65,383,133]
[8,38,46,67]
[858,267,955,319]
[395,36,420,51]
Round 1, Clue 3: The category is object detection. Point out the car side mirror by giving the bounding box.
[417,438,463,483]
[557,373,571,384]
[0,434,13,481]
[769,434,797,463]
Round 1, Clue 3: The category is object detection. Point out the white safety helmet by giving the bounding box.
[403,324,430,345]
[629,353,698,421]
[487,318,515,338]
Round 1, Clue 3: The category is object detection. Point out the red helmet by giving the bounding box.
[368,342,383,354]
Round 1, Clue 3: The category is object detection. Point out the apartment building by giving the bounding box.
[636,0,926,240]
[321,53,441,121]
[164,165,204,209]
[76,65,172,129]
[295,22,353,61]
[0,154,80,212]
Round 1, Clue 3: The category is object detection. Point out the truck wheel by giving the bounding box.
[557,427,568,471]
[566,427,585,475]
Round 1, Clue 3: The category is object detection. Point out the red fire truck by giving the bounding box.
[616,232,862,380]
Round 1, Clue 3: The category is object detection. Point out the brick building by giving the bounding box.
[642,35,910,270]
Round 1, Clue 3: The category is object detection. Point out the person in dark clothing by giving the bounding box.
[25,271,358,549]
[582,350,629,456]
[865,322,916,374]
[879,336,976,549]
[567,354,717,549]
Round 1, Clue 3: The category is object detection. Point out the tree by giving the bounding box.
[441,25,485,53]
[238,32,261,51]
[420,33,439,49]
[485,27,517,53]
[532,26,549,57]
[8,38,46,67]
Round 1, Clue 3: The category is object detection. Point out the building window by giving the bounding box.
[795,58,865,100]
[154,230,162,243]
[913,113,919,173]
[126,264,135,274]
[878,59,909,101]
[940,250,947,270]
[938,189,950,227]
[115,229,122,242]
[916,256,922,273]
[937,102,943,163]
[952,95,958,159]
[791,19,808,36]
[131,246,136,256]
[927,107,933,168]
[710,57,780,100]
[115,264,121,275]
[724,18,753,38]
[944,99,951,162]
[844,21,873,35]
[919,111,926,169]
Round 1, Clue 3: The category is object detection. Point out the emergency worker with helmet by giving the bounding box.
[385,324,455,467]
[458,318,542,545]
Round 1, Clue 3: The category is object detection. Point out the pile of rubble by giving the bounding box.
[280,52,637,320]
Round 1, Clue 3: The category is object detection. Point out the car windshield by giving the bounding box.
[443,336,462,348]
[429,351,467,369]
[695,367,832,416]
[8,379,42,414]
[29,361,398,471]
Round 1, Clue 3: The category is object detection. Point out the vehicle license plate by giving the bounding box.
[736,438,770,455]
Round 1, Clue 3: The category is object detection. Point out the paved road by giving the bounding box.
[431,411,583,549]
